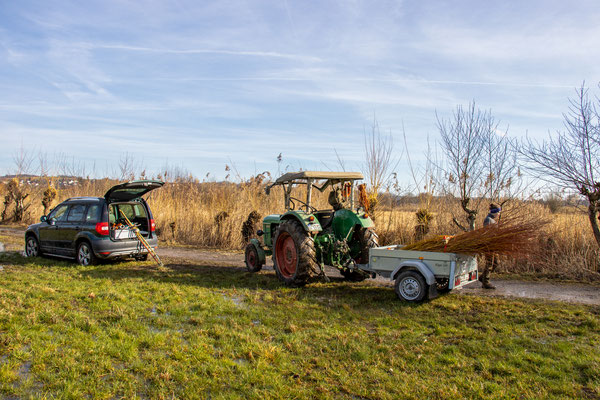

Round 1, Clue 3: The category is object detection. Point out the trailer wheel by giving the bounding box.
[273,219,319,286]
[394,270,427,302]
[244,243,263,272]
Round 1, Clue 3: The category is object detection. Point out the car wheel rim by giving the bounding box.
[275,232,297,278]
[79,245,90,265]
[400,277,421,300]
[26,238,38,257]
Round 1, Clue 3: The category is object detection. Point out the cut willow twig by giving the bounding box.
[403,217,547,257]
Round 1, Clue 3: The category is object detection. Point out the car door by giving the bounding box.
[38,204,69,252]
[61,204,86,256]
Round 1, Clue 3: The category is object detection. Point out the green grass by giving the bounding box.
[0,253,598,399]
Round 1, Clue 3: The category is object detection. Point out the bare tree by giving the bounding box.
[12,144,35,176]
[437,102,488,230]
[38,151,51,177]
[438,101,518,230]
[519,83,600,247]
[482,126,523,204]
[363,118,401,197]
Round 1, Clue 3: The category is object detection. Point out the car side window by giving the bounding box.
[49,205,69,221]
[67,205,86,222]
[85,205,100,223]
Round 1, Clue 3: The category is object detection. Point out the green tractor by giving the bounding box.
[244,171,379,286]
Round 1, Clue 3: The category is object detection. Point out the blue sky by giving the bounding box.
[1,0,599,181]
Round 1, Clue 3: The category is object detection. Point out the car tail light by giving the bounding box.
[95,222,109,236]
[150,219,156,232]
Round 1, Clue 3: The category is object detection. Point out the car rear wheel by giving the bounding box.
[77,242,97,266]
[25,236,40,257]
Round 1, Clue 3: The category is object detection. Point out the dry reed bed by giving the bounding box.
[1,177,598,279]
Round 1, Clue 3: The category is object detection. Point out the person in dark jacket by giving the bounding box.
[480,203,501,289]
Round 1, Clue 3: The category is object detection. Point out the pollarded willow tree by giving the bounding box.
[520,83,600,247]
[437,101,519,231]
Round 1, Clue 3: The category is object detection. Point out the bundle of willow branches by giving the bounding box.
[403,217,545,257]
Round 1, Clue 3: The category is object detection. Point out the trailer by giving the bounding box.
[355,245,479,302]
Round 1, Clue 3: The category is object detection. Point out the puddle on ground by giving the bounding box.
[17,360,32,379]
[222,294,245,307]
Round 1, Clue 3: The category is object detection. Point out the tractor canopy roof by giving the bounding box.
[273,171,363,184]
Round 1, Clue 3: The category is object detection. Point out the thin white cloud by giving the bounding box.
[87,43,322,63]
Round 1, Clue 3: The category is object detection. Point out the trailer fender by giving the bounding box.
[390,261,436,286]
[249,238,266,265]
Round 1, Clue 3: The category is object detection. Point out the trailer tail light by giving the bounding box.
[150,219,156,232]
[454,277,461,287]
[95,222,109,236]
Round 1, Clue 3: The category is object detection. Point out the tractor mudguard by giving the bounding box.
[332,209,374,241]
[281,210,322,233]
[248,238,266,265]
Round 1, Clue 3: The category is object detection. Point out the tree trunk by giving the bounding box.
[467,211,477,231]
[587,200,600,248]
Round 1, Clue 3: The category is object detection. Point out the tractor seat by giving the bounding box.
[315,211,335,230]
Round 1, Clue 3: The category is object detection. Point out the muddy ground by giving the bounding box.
[2,226,599,305]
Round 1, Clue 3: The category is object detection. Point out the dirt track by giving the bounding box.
[1,227,599,305]
[157,246,600,306]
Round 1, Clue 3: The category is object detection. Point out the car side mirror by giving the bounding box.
[257,229,264,236]
[49,217,57,226]
[40,215,47,222]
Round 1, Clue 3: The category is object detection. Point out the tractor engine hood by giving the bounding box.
[104,180,164,202]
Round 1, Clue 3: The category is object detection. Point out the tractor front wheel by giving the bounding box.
[273,220,319,286]
[244,243,263,272]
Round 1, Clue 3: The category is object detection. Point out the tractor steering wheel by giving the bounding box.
[289,197,317,213]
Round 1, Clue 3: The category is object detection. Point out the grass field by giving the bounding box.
[0,253,598,399]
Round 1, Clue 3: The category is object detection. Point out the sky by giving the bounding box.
[1,0,600,182]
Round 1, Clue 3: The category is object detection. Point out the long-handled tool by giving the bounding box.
[119,209,163,267]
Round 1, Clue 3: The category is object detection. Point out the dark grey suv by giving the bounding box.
[24,180,164,265]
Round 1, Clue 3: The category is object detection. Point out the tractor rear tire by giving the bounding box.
[344,227,379,282]
[272,220,319,286]
[354,227,379,264]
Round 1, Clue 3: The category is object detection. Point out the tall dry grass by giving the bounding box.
[1,176,598,280]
